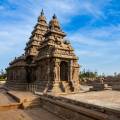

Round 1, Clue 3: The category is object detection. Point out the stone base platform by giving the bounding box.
[7,90,41,109]
[38,92,120,120]
[0,89,21,111]
[0,88,63,120]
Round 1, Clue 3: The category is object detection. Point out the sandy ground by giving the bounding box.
[64,90,120,110]
[0,108,62,120]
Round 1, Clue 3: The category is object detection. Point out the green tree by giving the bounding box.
[0,69,6,80]
[80,69,98,79]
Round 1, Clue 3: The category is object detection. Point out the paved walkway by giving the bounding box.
[0,89,17,105]
[7,90,40,102]
[64,90,120,111]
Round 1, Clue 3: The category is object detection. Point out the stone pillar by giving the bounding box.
[58,61,60,82]
[70,60,72,82]
[52,59,62,93]
[47,63,50,81]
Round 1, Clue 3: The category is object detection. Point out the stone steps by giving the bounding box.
[61,81,72,93]
[0,89,22,111]
[7,91,41,109]
[0,103,22,111]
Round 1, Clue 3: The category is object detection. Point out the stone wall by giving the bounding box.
[111,82,120,91]
[38,94,120,120]
[7,67,27,83]
[5,83,28,91]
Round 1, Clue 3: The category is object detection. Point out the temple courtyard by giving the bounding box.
[0,88,120,120]
[64,90,120,111]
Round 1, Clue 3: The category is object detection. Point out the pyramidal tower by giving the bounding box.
[6,10,80,94]
[25,9,48,62]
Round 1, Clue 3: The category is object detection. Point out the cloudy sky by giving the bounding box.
[0,0,120,75]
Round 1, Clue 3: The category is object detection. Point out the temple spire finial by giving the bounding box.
[41,9,44,16]
[38,9,47,23]
[53,14,57,19]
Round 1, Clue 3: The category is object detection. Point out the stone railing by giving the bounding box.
[5,82,28,91]
[26,84,38,92]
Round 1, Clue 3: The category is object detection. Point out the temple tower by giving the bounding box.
[6,11,80,93]
[24,10,48,83]
[36,15,80,93]
[25,9,48,62]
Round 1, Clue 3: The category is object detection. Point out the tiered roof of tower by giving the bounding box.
[37,14,76,61]
[9,10,77,66]
[49,14,65,35]
[25,9,48,57]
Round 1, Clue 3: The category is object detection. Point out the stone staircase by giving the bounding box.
[21,97,41,109]
[7,90,41,109]
[0,102,21,111]
[0,89,22,111]
[61,81,72,93]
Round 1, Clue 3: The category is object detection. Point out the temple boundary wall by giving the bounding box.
[38,94,120,120]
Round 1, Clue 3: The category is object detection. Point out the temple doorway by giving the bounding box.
[60,61,69,81]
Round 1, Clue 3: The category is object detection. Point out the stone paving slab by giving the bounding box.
[7,90,40,103]
[64,90,120,111]
[0,108,63,120]
[0,89,18,106]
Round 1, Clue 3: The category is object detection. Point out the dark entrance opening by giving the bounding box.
[60,61,69,81]
[26,67,31,83]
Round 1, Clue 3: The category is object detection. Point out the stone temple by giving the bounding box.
[6,10,80,93]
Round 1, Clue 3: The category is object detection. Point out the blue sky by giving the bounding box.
[0,0,120,75]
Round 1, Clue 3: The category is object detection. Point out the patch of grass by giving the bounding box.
[0,78,5,81]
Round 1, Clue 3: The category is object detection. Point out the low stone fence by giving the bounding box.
[5,83,39,92]
[38,94,120,120]
[5,82,49,92]
[89,83,105,91]
[111,82,120,91]
[5,83,28,91]
[26,84,38,92]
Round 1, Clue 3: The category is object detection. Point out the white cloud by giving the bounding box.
[75,50,101,57]
[69,24,120,47]
[67,23,120,74]
[4,0,112,23]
